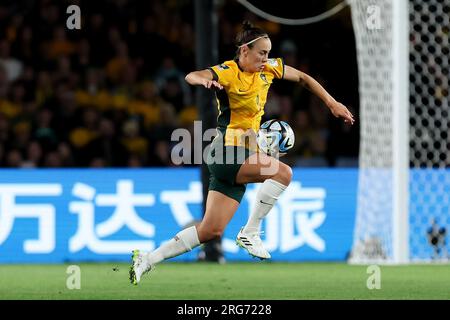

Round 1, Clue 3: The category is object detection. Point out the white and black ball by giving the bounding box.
[256,119,295,156]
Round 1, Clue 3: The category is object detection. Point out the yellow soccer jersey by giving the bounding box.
[208,58,285,149]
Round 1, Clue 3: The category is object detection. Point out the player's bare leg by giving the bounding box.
[130,191,238,284]
[196,191,240,243]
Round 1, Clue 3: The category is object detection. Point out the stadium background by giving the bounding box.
[0,0,359,170]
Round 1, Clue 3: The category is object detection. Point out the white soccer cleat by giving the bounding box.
[129,250,153,285]
[236,227,271,260]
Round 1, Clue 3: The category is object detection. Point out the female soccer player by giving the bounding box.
[130,21,354,284]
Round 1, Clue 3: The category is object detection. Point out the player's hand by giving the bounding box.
[203,80,223,90]
[328,101,355,125]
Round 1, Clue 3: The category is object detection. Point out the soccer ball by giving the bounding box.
[256,119,295,156]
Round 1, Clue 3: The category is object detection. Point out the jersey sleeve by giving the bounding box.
[264,58,285,79]
[208,62,234,87]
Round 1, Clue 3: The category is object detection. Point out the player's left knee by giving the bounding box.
[197,225,224,243]
[278,164,292,186]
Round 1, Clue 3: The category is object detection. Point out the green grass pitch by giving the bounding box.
[0,262,448,300]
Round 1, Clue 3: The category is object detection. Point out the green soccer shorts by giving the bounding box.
[206,143,255,203]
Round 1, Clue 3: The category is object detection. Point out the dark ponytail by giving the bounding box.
[235,20,268,58]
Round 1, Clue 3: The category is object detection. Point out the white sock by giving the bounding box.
[147,226,200,265]
[243,179,287,233]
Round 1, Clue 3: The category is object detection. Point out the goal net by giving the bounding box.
[349,0,449,263]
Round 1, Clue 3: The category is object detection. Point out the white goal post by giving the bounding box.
[349,0,449,264]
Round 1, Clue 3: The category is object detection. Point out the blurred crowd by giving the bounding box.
[0,0,359,168]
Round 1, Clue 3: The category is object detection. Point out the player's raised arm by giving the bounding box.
[283,65,355,125]
[185,69,223,90]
